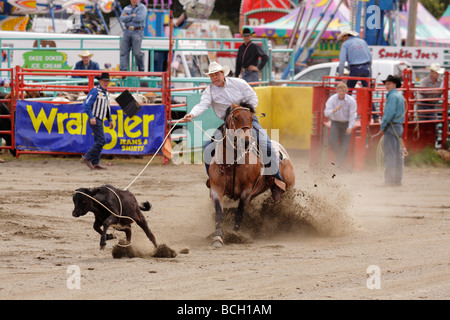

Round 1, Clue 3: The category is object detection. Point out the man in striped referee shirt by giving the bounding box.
[81,72,115,170]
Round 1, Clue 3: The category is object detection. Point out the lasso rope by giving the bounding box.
[124,118,183,190]
[75,186,135,247]
[376,126,408,170]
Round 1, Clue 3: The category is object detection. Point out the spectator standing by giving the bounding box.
[324,82,357,168]
[119,0,147,76]
[81,72,114,170]
[337,29,378,122]
[73,50,100,78]
[337,29,372,88]
[417,63,444,121]
[235,28,268,83]
[380,75,405,186]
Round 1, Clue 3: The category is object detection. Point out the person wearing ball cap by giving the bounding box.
[380,75,405,186]
[183,61,286,193]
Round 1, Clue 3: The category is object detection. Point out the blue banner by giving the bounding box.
[15,100,166,155]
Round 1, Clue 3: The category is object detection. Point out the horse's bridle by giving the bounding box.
[226,106,253,133]
[224,106,256,153]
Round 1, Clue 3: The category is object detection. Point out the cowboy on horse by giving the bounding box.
[183,61,286,193]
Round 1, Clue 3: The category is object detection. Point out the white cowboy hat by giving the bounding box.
[337,29,359,41]
[78,50,94,58]
[204,61,230,77]
[426,63,445,74]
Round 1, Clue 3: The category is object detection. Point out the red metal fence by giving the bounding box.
[0,67,171,158]
[310,71,450,170]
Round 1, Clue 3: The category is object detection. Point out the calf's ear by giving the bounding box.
[88,187,102,196]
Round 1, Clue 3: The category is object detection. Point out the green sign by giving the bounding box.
[23,50,71,69]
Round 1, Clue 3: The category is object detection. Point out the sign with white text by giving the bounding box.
[370,46,449,67]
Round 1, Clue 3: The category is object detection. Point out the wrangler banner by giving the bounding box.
[15,100,166,155]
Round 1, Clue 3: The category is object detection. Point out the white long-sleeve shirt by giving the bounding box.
[324,93,357,129]
[190,77,258,120]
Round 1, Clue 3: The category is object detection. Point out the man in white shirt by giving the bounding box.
[324,82,357,168]
[184,62,286,192]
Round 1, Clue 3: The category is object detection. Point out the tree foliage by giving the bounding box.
[419,0,448,19]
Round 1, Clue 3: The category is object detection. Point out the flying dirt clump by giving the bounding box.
[112,241,178,259]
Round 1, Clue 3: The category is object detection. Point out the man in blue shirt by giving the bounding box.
[73,50,100,78]
[380,75,405,186]
[338,29,372,87]
[119,0,147,76]
[338,29,377,121]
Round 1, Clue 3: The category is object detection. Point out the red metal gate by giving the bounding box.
[309,70,450,171]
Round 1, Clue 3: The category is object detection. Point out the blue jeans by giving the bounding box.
[203,116,283,181]
[120,29,144,71]
[84,118,106,166]
[383,123,404,185]
[347,63,379,120]
[242,70,259,83]
[347,63,371,88]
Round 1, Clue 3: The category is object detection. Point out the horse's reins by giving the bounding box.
[224,107,258,198]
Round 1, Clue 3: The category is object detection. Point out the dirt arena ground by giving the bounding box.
[0,149,449,300]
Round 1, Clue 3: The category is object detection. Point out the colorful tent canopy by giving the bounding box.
[439,5,450,30]
[396,2,450,47]
[250,0,350,40]
[249,0,450,47]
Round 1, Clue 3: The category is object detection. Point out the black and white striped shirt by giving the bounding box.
[83,85,111,121]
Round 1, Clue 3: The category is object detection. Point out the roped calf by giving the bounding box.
[72,184,157,249]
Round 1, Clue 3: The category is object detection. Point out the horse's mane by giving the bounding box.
[224,103,255,120]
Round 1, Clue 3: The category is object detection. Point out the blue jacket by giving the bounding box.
[381,89,405,132]
[120,3,147,28]
[73,60,100,78]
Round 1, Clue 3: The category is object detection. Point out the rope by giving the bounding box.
[75,186,136,248]
[376,127,408,171]
[124,118,183,190]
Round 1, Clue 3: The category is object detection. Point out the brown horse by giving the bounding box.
[208,103,295,248]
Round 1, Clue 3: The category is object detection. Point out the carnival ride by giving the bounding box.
[0,0,118,33]
[240,0,450,79]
